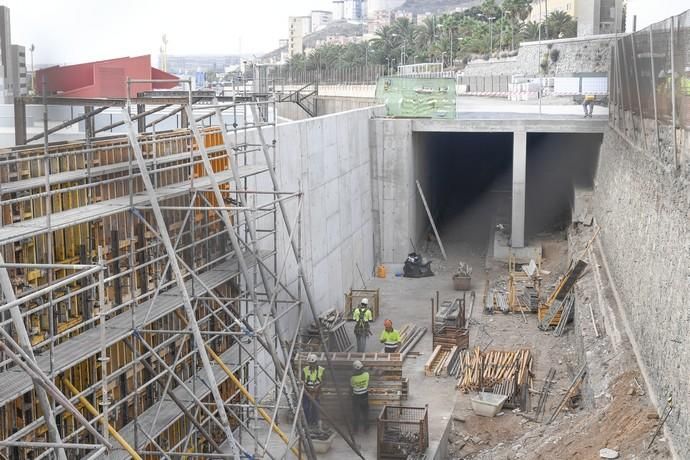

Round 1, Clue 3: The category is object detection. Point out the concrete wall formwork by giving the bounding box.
[592,128,690,458]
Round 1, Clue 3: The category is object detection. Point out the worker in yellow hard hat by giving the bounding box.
[353,298,373,352]
[302,353,324,428]
[380,319,401,353]
[350,360,370,433]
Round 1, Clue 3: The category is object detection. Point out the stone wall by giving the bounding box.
[462,34,615,77]
[592,127,690,457]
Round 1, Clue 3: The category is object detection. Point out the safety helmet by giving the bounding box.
[384,319,393,328]
[361,298,369,306]
[353,360,363,370]
[307,354,317,364]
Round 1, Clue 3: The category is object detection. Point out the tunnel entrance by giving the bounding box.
[413,132,601,251]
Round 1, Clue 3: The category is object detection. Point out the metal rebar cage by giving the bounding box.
[377,404,429,459]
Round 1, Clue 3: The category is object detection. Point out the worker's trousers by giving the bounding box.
[302,392,320,426]
[351,393,369,431]
[355,333,367,352]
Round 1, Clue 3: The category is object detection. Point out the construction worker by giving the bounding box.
[380,319,401,353]
[350,360,370,433]
[302,353,324,428]
[353,298,373,352]
[583,94,595,118]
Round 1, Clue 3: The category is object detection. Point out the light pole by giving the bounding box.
[488,16,496,55]
[538,22,544,116]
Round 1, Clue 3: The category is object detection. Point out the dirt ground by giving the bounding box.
[425,204,671,459]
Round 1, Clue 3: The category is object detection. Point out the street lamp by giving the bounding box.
[478,14,496,55]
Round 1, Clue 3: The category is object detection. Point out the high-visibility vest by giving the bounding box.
[353,307,372,325]
[380,329,400,347]
[303,366,324,389]
[351,371,370,395]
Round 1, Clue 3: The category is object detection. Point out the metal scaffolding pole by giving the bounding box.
[121,106,241,460]
[0,256,69,460]
[250,104,358,447]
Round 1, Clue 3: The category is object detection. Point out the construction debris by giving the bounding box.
[301,308,353,352]
[599,448,620,459]
[547,364,586,424]
[377,405,429,459]
[538,259,588,328]
[534,368,557,422]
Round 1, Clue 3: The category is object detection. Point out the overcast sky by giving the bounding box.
[4,0,332,66]
[4,1,689,66]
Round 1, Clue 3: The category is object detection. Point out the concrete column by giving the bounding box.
[13,97,26,145]
[136,103,146,133]
[512,130,526,248]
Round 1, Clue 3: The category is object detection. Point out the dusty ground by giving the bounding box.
[444,222,671,460]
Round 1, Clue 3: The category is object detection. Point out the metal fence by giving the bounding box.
[609,9,690,170]
[457,75,512,93]
[267,65,387,85]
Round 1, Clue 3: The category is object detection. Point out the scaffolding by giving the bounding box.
[0,79,334,459]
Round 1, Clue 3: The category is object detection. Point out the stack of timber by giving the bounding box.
[424,345,461,377]
[538,259,587,328]
[456,347,533,410]
[294,352,403,420]
[300,309,353,352]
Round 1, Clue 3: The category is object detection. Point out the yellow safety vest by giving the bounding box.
[351,371,370,395]
[303,366,324,389]
[380,329,400,347]
[353,307,372,324]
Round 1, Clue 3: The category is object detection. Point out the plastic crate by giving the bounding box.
[377,405,429,459]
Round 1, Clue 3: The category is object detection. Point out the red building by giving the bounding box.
[35,55,178,98]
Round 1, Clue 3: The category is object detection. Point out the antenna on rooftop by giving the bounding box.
[161,34,168,72]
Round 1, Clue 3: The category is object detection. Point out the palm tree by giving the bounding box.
[545,11,576,39]
[416,16,438,59]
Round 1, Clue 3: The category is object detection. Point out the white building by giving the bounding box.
[311,10,333,31]
[576,0,624,35]
[288,16,312,57]
[344,0,365,21]
[333,0,345,20]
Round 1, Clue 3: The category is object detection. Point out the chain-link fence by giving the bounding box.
[609,9,689,170]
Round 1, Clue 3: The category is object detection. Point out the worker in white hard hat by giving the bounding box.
[302,354,324,427]
[352,298,373,352]
[350,360,370,433]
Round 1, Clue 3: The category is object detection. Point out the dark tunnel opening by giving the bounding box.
[414,132,601,248]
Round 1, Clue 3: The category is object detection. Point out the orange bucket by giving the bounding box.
[376,264,387,278]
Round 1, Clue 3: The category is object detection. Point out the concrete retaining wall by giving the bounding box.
[592,127,690,457]
[278,96,377,121]
[463,34,615,77]
[273,106,381,327]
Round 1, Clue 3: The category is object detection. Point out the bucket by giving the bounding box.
[376,264,387,278]
[470,392,507,417]
[453,275,471,291]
